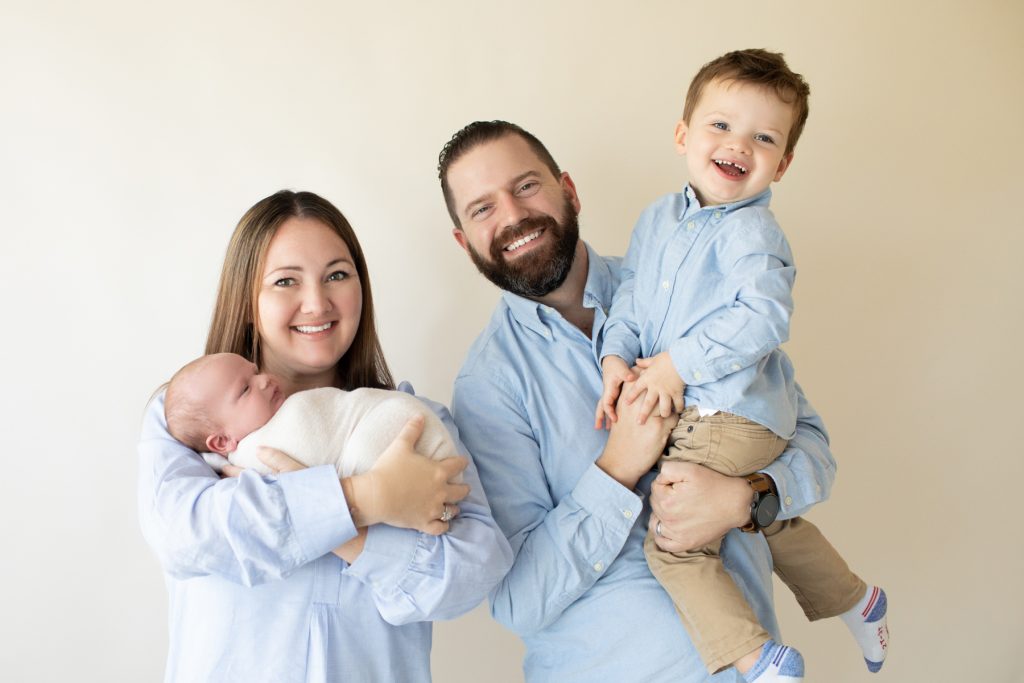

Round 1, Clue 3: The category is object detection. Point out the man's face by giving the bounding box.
[445,134,581,298]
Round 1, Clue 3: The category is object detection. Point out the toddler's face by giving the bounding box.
[675,79,796,206]
[199,353,286,443]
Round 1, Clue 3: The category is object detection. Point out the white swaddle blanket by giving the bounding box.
[228,386,458,479]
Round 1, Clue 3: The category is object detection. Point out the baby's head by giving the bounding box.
[675,48,810,207]
[165,352,285,455]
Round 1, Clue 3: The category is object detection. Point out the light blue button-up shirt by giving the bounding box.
[603,186,798,437]
[138,384,512,683]
[452,244,835,682]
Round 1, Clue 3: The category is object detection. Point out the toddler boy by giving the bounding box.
[597,49,887,682]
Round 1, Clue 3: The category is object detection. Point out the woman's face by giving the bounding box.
[256,216,363,391]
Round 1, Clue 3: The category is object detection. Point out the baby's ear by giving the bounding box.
[205,433,237,456]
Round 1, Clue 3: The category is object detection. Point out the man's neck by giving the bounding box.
[535,240,595,337]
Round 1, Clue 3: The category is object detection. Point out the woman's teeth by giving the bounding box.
[295,322,333,333]
[505,231,542,252]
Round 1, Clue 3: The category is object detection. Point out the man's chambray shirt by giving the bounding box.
[603,186,798,438]
[452,243,836,682]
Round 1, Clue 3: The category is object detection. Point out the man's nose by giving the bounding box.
[496,192,530,229]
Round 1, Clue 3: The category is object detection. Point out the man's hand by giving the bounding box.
[623,352,685,424]
[594,355,636,429]
[648,461,753,552]
[596,380,678,490]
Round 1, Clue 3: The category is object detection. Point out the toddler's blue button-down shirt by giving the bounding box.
[452,244,835,682]
[603,186,798,437]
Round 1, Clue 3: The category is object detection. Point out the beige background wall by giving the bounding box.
[1,1,1020,680]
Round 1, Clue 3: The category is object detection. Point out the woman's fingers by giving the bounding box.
[256,446,305,473]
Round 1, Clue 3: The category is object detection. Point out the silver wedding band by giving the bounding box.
[655,521,663,537]
[440,504,453,523]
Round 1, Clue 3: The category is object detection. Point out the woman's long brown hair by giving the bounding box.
[204,190,394,390]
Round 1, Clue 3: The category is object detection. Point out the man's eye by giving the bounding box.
[471,205,491,218]
[755,133,775,144]
[517,181,537,194]
[274,277,296,287]
[327,270,349,282]
[712,121,728,130]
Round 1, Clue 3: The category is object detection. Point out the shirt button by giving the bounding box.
[662,280,670,290]
[713,211,722,219]
[686,221,695,231]
[731,363,741,371]
[593,562,605,572]
[623,509,633,519]
[693,371,702,381]
[784,496,793,506]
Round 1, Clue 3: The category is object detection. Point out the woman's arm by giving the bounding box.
[137,392,357,586]
[341,387,514,625]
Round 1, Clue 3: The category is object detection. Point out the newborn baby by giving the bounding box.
[164,352,458,479]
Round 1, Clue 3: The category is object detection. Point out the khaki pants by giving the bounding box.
[644,407,866,674]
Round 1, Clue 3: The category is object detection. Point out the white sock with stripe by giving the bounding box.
[839,585,889,672]
[743,640,804,682]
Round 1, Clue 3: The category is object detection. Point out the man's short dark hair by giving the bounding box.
[438,120,561,227]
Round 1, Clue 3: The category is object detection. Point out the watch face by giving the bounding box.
[755,494,780,528]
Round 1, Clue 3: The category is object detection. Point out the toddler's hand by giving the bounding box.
[624,352,685,424]
[595,356,636,429]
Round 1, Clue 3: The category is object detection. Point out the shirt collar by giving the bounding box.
[501,241,614,335]
[680,183,772,220]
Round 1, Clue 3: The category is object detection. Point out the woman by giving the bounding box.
[138,190,512,682]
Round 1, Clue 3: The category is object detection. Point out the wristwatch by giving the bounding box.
[740,472,780,533]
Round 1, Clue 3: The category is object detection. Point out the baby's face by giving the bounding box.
[676,78,796,206]
[198,353,286,442]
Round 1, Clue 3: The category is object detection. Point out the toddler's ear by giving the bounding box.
[774,152,795,182]
[673,120,689,155]
[205,433,238,456]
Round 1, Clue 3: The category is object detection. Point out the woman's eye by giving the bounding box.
[327,270,349,282]
[755,133,775,144]
[712,121,728,130]
[274,277,296,287]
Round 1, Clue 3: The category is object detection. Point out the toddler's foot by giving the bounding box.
[742,640,804,682]
[840,585,889,672]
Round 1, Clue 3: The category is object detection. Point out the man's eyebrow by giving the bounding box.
[463,171,542,217]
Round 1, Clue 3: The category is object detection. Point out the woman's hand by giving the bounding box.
[648,461,752,552]
[343,415,470,536]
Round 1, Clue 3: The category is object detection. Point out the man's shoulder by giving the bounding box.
[457,300,520,381]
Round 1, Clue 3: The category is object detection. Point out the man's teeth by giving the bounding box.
[505,231,542,252]
[714,159,748,174]
[295,322,333,333]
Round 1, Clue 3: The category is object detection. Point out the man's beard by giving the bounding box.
[466,197,580,299]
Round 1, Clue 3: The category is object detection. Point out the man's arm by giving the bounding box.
[650,382,835,551]
[452,372,672,636]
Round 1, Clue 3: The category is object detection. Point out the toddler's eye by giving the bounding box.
[755,133,775,144]
[712,121,729,130]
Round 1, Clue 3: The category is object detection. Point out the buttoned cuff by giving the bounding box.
[277,465,357,559]
[574,464,644,533]
[347,524,420,587]
[759,461,817,520]
[669,336,717,386]
[600,332,641,369]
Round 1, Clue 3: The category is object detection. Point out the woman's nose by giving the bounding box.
[300,283,332,314]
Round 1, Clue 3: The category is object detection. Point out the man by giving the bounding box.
[439,121,835,682]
